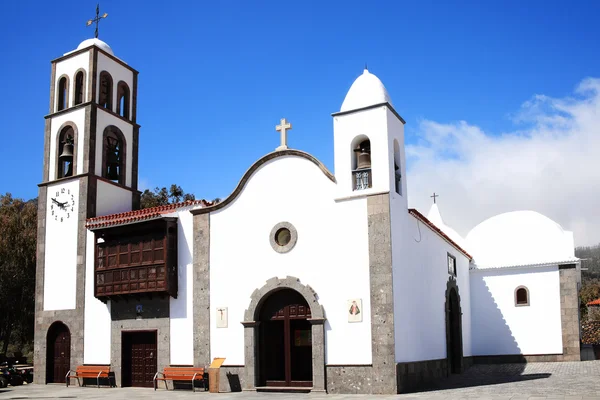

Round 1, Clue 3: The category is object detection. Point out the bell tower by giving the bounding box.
[33,37,140,384]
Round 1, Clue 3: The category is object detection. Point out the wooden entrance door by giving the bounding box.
[447,287,463,374]
[122,331,157,387]
[259,289,312,387]
[46,322,71,383]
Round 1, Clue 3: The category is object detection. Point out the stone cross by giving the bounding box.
[431,192,439,204]
[275,118,292,151]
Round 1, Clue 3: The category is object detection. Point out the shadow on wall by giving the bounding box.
[470,273,522,360]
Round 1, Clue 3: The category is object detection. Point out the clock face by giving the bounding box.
[50,187,76,223]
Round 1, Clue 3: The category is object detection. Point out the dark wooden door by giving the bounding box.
[46,322,70,383]
[122,331,157,387]
[447,288,463,374]
[259,289,312,387]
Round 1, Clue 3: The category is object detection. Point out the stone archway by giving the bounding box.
[242,276,326,392]
[46,321,71,384]
[445,278,463,375]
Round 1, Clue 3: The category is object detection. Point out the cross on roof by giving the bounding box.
[86,4,108,39]
[431,192,439,204]
[275,118,292,151]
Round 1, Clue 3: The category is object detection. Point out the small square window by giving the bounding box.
[447,254,457,277]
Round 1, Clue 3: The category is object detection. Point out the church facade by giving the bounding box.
[33,38,581,394]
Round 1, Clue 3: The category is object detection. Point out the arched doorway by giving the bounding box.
[446,285,463,374]
[258,289,313,387]
[46,322,71,383]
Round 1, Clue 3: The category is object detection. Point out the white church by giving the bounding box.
[34,36,582,394]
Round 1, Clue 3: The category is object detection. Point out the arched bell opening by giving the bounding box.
[351,135,372,191]
[257,289,313,388]
[56,124,77,179]
[46,321,71,384]
[102,126,126,185]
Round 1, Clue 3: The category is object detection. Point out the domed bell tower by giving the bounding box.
[33,31,140,384]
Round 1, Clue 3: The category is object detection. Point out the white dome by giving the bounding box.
[340,69,393,112]
[466,211,575,268]
[75,38,114,56]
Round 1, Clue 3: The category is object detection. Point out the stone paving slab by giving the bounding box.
[2,361,600,400]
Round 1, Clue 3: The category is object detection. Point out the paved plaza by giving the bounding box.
[2,361,600,399]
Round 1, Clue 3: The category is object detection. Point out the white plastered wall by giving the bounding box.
[95,111,134,187]
[209,155,372,365]
[392,213,472,362]
[96,53,134,118]
[95,180,132,216]
[169,209,195,365]
[43,180,80,310]
[83,230,111,363]
[48,109,86,179]
[54,51,90,111]
[470,266,562,355]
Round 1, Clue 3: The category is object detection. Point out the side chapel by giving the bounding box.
[34,37,582,394]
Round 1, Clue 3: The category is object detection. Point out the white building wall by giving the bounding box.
[393,213,471,362]
[209,156,372,365]
[96,53,134,118]
[470,266,562,355]
[95,180,132,216]
[54,51,90,111]
[169,209,195,365]
[83,230,111,364]
[48,109,86,179]
[95,111,134,187]
[43,180,79,310]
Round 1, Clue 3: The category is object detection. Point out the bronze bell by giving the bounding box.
[106,151,120,180]
[354,140,371,170]
[59,142,74,161]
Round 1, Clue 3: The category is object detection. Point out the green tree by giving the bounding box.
[0,193,37,355]
[140,184,196,209]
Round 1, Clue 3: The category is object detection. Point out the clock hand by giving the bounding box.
[51,198,60,205]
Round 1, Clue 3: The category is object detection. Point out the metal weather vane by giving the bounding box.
[86,4,108,38]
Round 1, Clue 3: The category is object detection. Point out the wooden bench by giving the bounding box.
[66,365,113,388]
[153,367,207,392]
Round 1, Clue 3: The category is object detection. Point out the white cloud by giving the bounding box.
[406,78,600,247]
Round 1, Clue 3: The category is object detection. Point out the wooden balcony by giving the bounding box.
[93,218,178,302]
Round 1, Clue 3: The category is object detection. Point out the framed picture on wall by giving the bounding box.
[347,299,362,323]
[216,307,228,328]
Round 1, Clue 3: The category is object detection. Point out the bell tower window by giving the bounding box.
[102,126,126,185]
[116,81,130,119]
[74,71,85,105]
[57,126,75,178]
[393,139,402,195]
[57,76,69,111]
[99,71,113,111]
[351,137,372,191]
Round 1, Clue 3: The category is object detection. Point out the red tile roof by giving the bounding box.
[588,299,600,306]
[408,208,473,260]
[86,199,213,229]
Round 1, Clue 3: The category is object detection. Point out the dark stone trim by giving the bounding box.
[85,104,97,176]
[73,68,87,106]
[131,125,139,193]
[559,263,577,269]
[45,101,141,129]
[445,277,464,375]
[192,214,211,368]
[42,119,52,182]
[52,45,139,74]
[95,176,140,194]
[89,48,98,103]
[54,121,79,180]
[131,71,138,124]
[48,63,56,114]
[366,194,396,394]
[191,150,335,216]
[331,102,406,124]
[39,173,140,195]
[100,125,127,186]
[242,276,326,392]
[396,358,448,393]
[559,266,580,361]
[38,172,89,187]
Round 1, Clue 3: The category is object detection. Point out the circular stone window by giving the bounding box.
[270,222,298,253]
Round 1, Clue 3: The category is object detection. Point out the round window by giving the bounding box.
[270,222,297,254]
[275,228,291,246]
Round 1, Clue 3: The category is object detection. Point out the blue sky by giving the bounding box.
[2,1,600,243]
